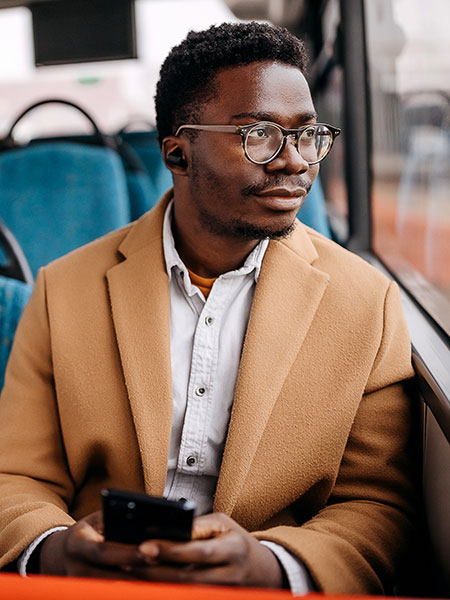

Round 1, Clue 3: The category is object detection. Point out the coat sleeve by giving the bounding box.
[253,281,418,594]
[0,269,75,568]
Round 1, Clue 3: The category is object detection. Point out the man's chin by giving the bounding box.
[234,221,297,241]
[198,209,297,241]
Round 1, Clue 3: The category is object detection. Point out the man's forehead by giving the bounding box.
[214,61,308,90]
[202,61,315,123]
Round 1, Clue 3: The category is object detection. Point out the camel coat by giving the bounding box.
[0,193,416,593]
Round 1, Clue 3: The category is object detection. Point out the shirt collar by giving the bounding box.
[162,199,268,283]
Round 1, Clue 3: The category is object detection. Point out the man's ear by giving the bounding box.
[162,137,188,173]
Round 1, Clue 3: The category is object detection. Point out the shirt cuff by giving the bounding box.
[260,540,315,595]
[18,526,69,576]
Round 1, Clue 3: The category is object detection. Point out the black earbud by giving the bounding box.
[166,149,187,168]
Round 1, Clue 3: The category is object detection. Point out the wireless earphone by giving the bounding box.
[166,149,187,168]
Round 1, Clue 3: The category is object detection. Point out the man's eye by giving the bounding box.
[304,127,316,138]
[249,127,269,139]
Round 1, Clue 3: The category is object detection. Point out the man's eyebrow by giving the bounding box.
[231,110,318,123]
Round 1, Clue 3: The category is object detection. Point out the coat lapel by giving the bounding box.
[214,225,330,515]
[106,198,173,495]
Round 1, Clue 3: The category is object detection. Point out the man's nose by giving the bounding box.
[265,135,309,175]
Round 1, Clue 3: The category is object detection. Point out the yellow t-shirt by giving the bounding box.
[187,269,217,299]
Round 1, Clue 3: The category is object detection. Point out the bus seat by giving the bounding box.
[114,134,160,221]
[0,219,33,285]
[126,171,159,221]
[297,177,332,238]
[27,131,158,225]
[0,142,130,276]
[117,130,173,209]
[0,275,32,390]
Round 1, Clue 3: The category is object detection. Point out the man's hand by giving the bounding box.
[39,511,148,578]
[135,512,285,588]
[40,511,284,588]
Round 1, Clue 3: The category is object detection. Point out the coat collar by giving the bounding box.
[214,228,330,515]
[107,191,330,505]
[106,191,173,495]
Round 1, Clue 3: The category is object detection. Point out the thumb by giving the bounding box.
[81,510,105,540]
[191,512,234,540]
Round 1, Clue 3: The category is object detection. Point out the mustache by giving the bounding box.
[241,175,312,196]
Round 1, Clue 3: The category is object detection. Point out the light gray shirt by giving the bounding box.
[161,201,312,593]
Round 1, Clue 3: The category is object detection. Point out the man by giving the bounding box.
[0,22,416,594]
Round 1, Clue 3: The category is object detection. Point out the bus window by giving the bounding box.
[307,0,348,244]
[365,0,450,335]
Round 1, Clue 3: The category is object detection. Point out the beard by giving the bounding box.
[190,158,310,241]
[196,212,298,240]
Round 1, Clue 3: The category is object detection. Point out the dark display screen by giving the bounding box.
[31,0,137,66]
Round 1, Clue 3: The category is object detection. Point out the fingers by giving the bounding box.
[138,513,240,566]
[144,530,245,566]
[56,511,281,588]
[66,519,147,568]
[131,563,245,586]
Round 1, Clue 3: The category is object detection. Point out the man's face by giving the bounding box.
[182,61,320,241]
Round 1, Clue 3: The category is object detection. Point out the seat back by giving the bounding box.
[114,133,160,221]
[0,142,130,276]
[0,222,33,390]
[117,129,173,215]
[0,275,32,390]
[0,100,131,276]
[28,129,157,225]
[0,219,33,285]
[298,178,332,238]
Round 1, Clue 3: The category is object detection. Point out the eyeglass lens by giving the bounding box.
[245,123,333,164]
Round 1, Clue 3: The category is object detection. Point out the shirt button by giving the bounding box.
[205,315,214,326]
[186,455,196,466]
[195,386,206,396]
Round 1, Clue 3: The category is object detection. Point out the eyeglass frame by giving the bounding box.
[175,121,341,166]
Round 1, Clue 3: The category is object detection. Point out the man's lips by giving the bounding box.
[255,187,306,198]
[253,187,307,211]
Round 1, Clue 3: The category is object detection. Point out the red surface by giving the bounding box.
[0,573,295,600]
[0,573,428,600]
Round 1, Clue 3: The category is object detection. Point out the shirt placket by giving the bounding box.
[170,277,234,500]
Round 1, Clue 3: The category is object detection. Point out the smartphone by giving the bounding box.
[102,488,195,544]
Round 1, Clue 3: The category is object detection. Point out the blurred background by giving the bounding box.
[0,0,448,332]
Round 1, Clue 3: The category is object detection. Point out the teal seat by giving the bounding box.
[0,99,132,276]
[114,133,160,222]
[117,130,173,215]
[126,170,159,221]
[298,178,332,238]
[0,142,130,276]
[0,276,32,390]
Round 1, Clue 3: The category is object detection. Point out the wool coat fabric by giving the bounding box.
[0,193,416,594]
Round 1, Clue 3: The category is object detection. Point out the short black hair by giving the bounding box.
[155,21,308,146]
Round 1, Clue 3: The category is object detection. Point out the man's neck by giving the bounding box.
[171,212,260,279]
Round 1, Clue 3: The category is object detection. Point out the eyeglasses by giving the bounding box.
[175,121,341,166]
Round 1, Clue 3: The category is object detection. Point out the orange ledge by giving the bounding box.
[0,573,293,600]
[0,573,427,600]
